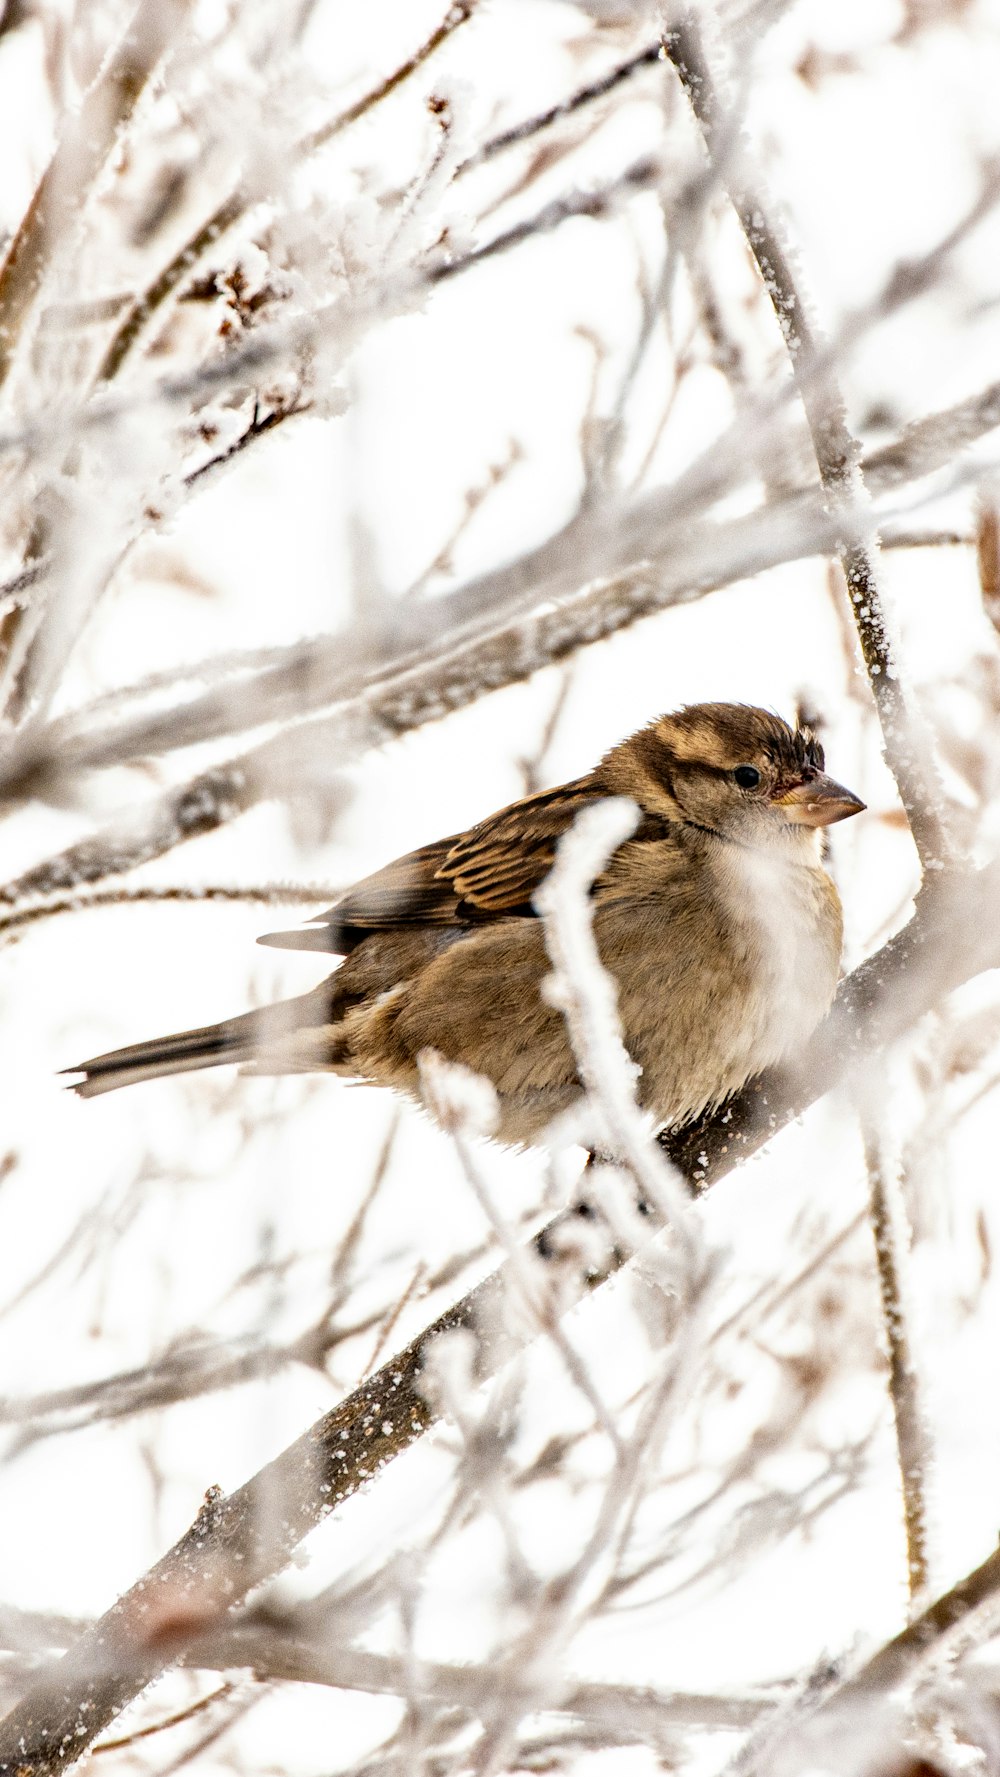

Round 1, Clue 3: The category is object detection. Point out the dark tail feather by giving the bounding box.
[256,924,346,953]
[63,992,329,1099]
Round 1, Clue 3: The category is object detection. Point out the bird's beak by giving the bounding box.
[773,773,866,828]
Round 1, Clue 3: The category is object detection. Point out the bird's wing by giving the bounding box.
[258,777,606,953]
[441,777,605,911]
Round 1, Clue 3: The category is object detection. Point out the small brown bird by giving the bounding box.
[67,704,864,1144]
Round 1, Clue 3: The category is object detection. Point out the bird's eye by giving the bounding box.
[733,765,761,789]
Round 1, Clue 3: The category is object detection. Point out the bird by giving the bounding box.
[66,704,864,1145]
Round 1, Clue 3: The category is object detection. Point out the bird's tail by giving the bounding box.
[63,991,331,1099]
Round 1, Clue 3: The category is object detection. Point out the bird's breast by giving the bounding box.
[594,841,842,1126]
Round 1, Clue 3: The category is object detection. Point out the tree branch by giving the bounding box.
[0,882,335,947]
[863,1118,933,1610]
[663,12,954,870]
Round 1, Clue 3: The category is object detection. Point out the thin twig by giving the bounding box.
[92,1681,232,1753]
[427,154,664,289]
[862,1118,933,1610]
[300,2,476,158]
[0,881,336,944]
[180,395,312,493]
[457,40,665,176]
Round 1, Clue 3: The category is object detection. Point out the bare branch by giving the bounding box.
[457,40,665,177]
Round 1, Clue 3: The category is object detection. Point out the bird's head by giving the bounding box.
[603,703,865,854]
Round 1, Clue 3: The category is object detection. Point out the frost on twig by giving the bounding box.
[535,797,700,1266]
[862,1108,934,1612]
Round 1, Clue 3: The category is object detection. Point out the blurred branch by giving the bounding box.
[663,11,954,870]
[882,528,972,552]
[0,765,272,903]
[0,505,850,900]
[0,559,50,615]
[865,382,1000,493]
[0,0,194,391]
[458,40,664,176]
[1,858,998,1771]
[0,882,336,947]
[2,355,996,626]
[97,1,478,384]
[0,1339,304,1443]
[187,1621,771,1738]
[0,1603,775,1744]
[95,191,247,387]
[0,477,836,799]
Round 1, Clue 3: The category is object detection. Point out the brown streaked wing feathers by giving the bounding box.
[258,778,602,953]
[444,777,601,909]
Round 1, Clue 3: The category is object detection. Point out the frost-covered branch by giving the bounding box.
[862,1116,933,1611]
[535,798,699,1262]
[664,10,954,870]
[0,881,335,947]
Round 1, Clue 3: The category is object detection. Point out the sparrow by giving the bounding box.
[66,704,864,1145]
